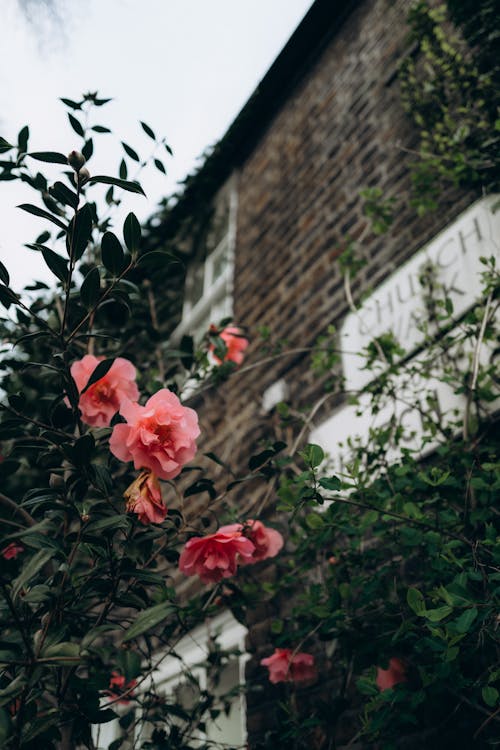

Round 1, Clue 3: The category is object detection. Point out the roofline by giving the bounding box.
[149,0,357,242]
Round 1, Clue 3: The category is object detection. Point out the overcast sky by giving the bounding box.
[0,0,313,289]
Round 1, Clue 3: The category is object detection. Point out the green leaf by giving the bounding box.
[119,159,127,179]
[424,605,453,622]
[82,138,93,161]
[67,203,93,260]
[80,267,101,308]
[92,125,112,134]
[306,513,325,530]
[136,250,178,269]
[407,587,426,615]
[88,175,145,196]
[122,601,173,642]
[140,121,156,140]
[17,203,67,231]
[482,686,499,707]
[41,642,80,659]
[101,231,126,275]
[122,142,140,161]
[81,358,114,393]
[28,151,68,164]
[303,443,324,468]
[12,548,53,599]
[85,515,130,534]
[41,248,68,283]
[319,476,341,491]
[123,212,141,253]
[453,608,478,633]
[68,112,84,136]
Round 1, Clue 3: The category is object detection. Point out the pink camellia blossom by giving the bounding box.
[219,520,283,564]
[375,657,407,691]
[1,542,24,560]
[179,529,255,584]
[261,648,317,684]
[210,325,249,366]
[124,471,167,525]
[70,355,139,427]
[107,671,137,705]
[110,389,200,480]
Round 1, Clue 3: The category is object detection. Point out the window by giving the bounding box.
[174,180,238,344]
[136,610,248,748]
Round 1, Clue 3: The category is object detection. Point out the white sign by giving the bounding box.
[341,196,500,391]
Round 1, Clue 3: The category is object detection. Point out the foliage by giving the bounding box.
[398,1,500,213]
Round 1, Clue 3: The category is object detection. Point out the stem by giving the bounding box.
[60,179,81,336]
[0,492,35,526]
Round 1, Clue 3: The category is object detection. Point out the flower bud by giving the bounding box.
[73,167,91,187]
[67,150,86,171]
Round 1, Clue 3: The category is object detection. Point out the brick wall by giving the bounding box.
[177,0,477,745]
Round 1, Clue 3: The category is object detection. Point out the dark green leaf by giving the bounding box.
[121,142,139,161]
[453,608,478,633]
[81,358,114,393]
[92,125,112,134]
[0,285,20,309]
[49,181,78,209]
[164,143,173,156]
[101,231,126,275]
[80,267,101,308]
[12,548,53,599]
[123,212,141,253]
[119,159,127,179]
[82,138,93,161]
[68,113,84,137]
[17,203,67,231]
[122,601,173,642]
[28,151,68,164]
[140,121,156,140]
[41,248,68,283]
[67,203,93,260]
[60,97,82,110]
[17,126,29,153]
[88,175,145,196]
[137,251,178,269]
[0,261,9,286]
[0,137,14,154]
[154,158,166,174]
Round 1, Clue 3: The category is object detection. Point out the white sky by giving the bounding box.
[0,0,313,289]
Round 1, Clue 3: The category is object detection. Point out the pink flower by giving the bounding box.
[219,520,283,564]
[1,542,24,560]
[110,389,200,480]
[70,355,139,427]
[210,325,249,365]
[179,529,255,584]
[375,657,407,691]
[107,671,137,704]
[124,471,167,524]
[261,648,317,684]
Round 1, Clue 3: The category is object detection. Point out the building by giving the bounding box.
[137,0,497,746]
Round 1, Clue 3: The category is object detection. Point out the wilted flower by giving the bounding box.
[261,648,317,684]
[110,389,200,480]
[1,542,24,560]
[179,529,255,584]
[70,355,139,428]
[210,325,249,365]
[375,657,407,691]
[124,471,167,524]
[107,671,137,704]
[219,520,283,564]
